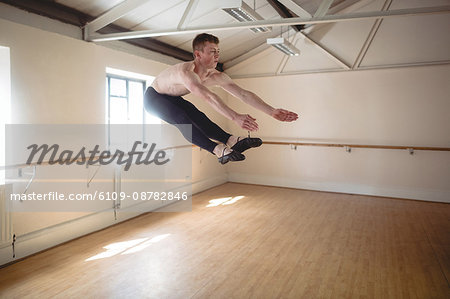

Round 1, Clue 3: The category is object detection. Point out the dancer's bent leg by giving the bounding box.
[176,99,231,144]
[144,87,218,153]
[144,87,245,164]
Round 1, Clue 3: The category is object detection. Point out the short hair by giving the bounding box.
[192,33,219,52]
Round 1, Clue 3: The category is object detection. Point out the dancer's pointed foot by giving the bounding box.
[230,137,262,153]
[218,150,245,165]
[214,144,245,165]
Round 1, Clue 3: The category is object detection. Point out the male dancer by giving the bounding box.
[144,33,298,164]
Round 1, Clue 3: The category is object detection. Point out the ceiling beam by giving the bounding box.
[229,60,450,79]
[98,25,193,61]
[177,0,200,30]
[267,0,350,71]
[305,0,371,35]
[0,0,193,61]
[88,5,450,42]
[299,32,350,69]
[277,0,312,18]
[85,0,152,35]
[328,0,366,15]
[314,0,335,18]
[0,0,91,26]
[266,0,304,32]
[225,0,362,69]
[352,0,393,69]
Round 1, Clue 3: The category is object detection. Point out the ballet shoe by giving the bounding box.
[218,148,245,165]
[231,137,263,153]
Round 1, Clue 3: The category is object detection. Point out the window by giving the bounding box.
[106,67,158,125]
[107,75,144,124]
[105,68,158,149]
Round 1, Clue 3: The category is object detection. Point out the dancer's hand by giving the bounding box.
[272,109,298,122]
[235,114,259,131]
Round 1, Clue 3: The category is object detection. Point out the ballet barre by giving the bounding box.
[262,141,450,154]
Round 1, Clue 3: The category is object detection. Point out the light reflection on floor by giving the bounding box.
[85,234,170,261]
[85,195,246,261]
[206,196,244,207]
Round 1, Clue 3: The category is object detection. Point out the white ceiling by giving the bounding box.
[8,0,450,76]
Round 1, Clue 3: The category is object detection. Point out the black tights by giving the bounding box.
[144,87,231,154]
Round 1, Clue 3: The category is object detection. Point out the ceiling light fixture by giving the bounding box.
[266,37,300,56]
[222,2,271,33]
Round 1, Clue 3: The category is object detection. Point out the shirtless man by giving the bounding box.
[144,33,298,164]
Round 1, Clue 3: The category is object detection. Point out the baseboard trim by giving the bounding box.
[228,173,450,203]
[0,244,13,266]
[192,174,228,194]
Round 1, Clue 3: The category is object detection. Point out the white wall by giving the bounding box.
[226,65,450,203]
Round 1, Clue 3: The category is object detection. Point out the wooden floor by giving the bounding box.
[0,183,449,298]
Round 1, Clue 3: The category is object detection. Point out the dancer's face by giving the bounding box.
[197,42,219,69]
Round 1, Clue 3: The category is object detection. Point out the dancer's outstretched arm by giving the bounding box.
[180,69,259,131]
[212,72,299,122]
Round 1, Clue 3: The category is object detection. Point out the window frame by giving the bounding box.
[106,73,149,149]
[106,73,147,126]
